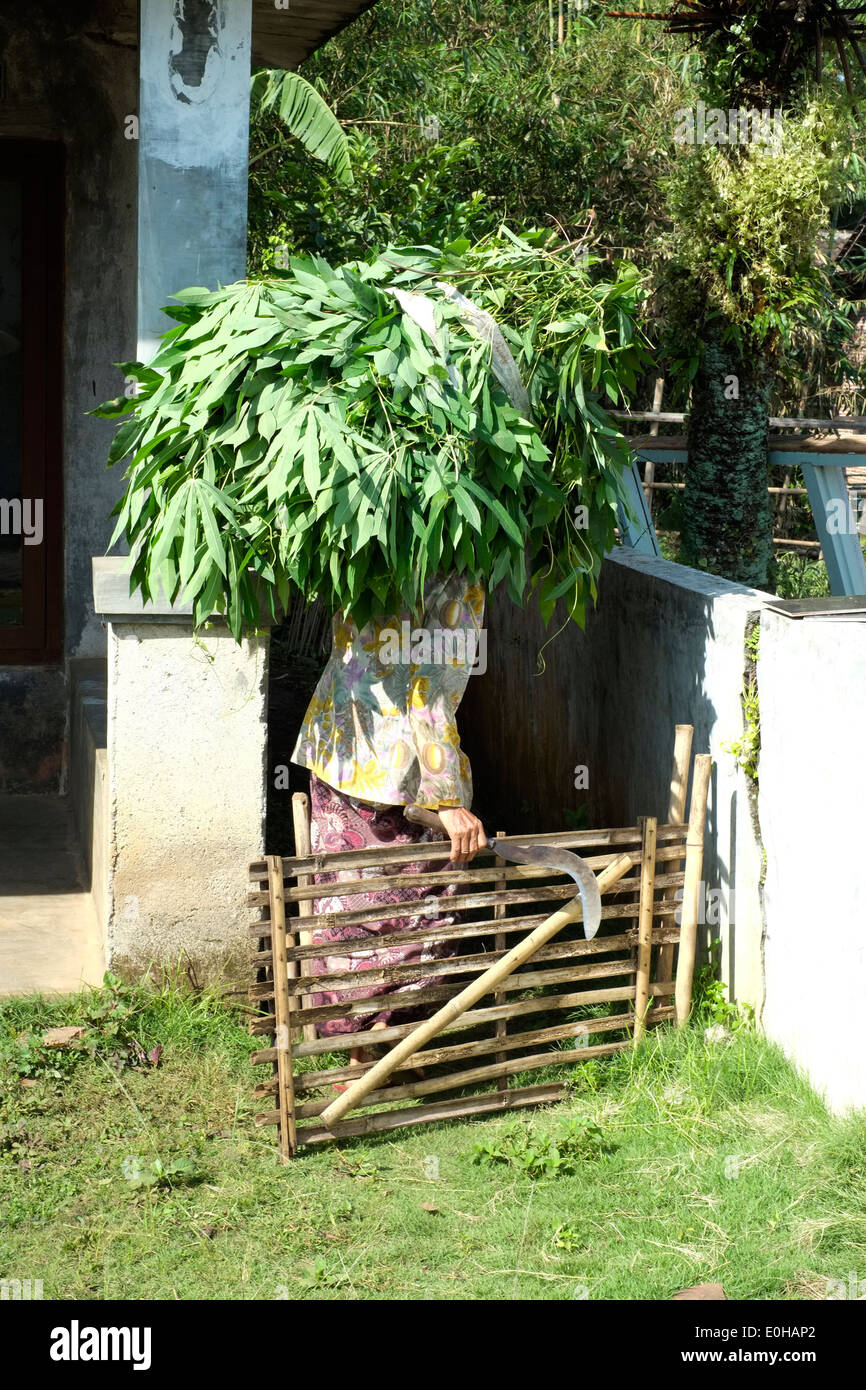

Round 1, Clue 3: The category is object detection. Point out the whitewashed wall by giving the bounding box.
[758,607,866,1113]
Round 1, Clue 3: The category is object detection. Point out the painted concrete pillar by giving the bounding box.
[97,3,262,980]
[93,559,268,983]
[137,0,253,361]
[759,607,866,1113]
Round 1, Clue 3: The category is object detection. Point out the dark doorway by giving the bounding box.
[0,140,63,663]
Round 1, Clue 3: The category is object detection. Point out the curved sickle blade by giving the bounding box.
[489,840,603,940]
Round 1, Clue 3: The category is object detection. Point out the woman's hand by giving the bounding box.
[436,805,487,864]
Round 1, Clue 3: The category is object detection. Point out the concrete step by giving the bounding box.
[0,795,104,996]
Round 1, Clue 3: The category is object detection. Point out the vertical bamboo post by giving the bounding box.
[291,792,318,1045]
[268,855,297,1161]
[657,724,693,1001]
[493,832,507,1092]
[675,755,712,1027]
[642,376,665,507]
[633,816,657,1044]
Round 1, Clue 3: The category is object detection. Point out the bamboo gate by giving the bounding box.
[249,728,711,1160]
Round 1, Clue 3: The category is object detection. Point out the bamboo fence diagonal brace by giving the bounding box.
[319,851,635,1128]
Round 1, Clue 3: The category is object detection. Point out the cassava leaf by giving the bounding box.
[97,234,645,638]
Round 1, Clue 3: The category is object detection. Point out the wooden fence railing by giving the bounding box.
[610,406,866,594]
[249,734,711,1160]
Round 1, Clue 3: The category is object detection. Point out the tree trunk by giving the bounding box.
[681,322,774,588]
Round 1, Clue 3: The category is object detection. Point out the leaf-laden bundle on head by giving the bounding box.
[96,230,649,639]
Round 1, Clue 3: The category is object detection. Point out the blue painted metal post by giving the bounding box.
[630,439,866,595]
[797,458,866,597]
[616,456,662,556]
[137,0,253,363]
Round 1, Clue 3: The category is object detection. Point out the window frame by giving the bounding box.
[0,139,64,664]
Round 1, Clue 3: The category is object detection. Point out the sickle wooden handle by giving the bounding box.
[405,800,494,850]
[405,802,494,850]
[404,803,447,833]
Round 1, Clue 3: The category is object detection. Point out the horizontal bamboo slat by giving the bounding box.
[257,1010,629,1099]
[247,923,681,1033]
[292,962,626,1027]
[294,1007,674,1115]
[251,916,681,1003]
[256,873,641,934]
[250,979,676,1066]
[248,842,688,907]
[255,1078,571,1133]
[288,969,639,1037]
[249,893,684,962]
[293,1062,631,1143]
[248,822,688,882]
[276,935,640,1000]
[284,1006,656,1101]
[248,873,683,943]
[252,942,631,1007]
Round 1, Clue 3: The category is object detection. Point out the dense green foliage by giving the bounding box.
[603,2,866,585]
[250,68,355,188]
[97,231,649,637]
[664,101,852,354]
[106,3,866,606]
[248,2,688,273]
[248,2,866,417]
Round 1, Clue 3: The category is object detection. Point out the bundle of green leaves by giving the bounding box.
[97,229,649,638]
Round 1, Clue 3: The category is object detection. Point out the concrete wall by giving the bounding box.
[758,608,866,1114]
[137,0,251,361]
[105,620,269,982]
[95,558,269,983]
[0,667,66,792]
[0,1,138,788]
[463,549,770,1008]
[69,658,109,935]
[466,550,866,1111]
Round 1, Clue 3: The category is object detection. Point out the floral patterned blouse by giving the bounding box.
[291,572,486,810]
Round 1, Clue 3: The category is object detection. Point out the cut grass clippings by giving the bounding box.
[1,976,864,1301]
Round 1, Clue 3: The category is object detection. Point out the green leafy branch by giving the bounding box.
[95,230,649,638]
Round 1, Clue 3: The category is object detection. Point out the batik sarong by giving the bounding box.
[308,772,460,1038]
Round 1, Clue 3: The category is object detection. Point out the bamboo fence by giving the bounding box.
[249,738,711,1160]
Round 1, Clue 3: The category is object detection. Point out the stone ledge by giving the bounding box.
[92,557,196,622]
[605,547,772,605]
[92,556,277,627]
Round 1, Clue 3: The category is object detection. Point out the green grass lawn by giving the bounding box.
[1,977,864,1301]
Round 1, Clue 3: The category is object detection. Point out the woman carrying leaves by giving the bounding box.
[291,571,486,1078]
[97,233,647,1087]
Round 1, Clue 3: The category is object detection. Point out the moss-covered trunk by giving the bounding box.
[681,322,774,588]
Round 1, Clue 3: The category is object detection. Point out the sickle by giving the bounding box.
[485,836,602,940]
[404,807,603,940]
